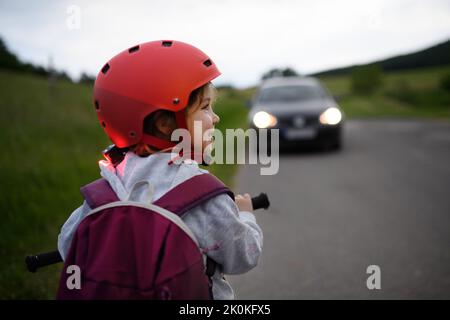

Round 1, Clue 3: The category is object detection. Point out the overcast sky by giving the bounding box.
[1,0,449,88]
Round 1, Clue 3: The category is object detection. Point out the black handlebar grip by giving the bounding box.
[25,251,62,273]
[251,193,270,210]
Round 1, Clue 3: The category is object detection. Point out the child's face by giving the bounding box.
[186,85,220,154]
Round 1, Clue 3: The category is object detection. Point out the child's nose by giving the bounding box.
[213,113,220,125]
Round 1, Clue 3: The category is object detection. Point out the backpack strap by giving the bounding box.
[80,173,234,213]
[154,173,234,279]
[80,174,233,279]
[81,173,234,213]
[80,178,119,209]
[154,173,235,217]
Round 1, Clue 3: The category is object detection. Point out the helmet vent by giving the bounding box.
[203,59,212,67]
[162,41,173,47]
[128,45,140,53]
[172,98,180,105]
[94,100,100,110]
[101,121,106,128]
[101,63,110,74]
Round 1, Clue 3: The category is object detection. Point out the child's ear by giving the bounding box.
[155,112,176,137]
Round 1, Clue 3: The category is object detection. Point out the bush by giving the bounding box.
[440,72,450,92]
[386,80,416,104]
[351,64,384,95]
[387,79,450,108]
[261,67,300,80]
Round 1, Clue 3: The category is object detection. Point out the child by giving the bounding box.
[57,40,263,300]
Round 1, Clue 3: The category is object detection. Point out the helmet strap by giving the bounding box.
[142,110,210,166]
[140,134,176,150]
[175,110,188,130]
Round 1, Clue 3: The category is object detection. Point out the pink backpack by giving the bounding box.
[57,173,234,300]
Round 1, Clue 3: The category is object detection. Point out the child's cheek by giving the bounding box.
[203,112,214,129]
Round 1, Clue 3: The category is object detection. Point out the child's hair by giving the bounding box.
[131,82,217,157]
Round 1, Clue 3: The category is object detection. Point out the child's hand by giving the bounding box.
[235,193,253,212]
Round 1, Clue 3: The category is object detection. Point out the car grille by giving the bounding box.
[277,115,318,128]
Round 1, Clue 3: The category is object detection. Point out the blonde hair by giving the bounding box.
[131,82,217,157]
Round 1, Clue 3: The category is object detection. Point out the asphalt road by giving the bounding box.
[228,119,450,299]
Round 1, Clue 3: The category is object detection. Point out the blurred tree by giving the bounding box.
[57,71,71,82]
[79,72,95,85]
[0,37,23,71]
[0,36,72,82]
[281,67,299,77]
[351,64,384,94]
[262,67,300,80]
[215,84,235,90]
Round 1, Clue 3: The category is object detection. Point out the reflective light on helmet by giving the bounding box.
[253,111,277,128]
[319,107,342,125]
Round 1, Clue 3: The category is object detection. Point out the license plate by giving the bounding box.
[293,117,305,128]
[285,128,316,140]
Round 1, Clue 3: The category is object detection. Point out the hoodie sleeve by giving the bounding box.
[57,201,92,260]
[182,193,263,275]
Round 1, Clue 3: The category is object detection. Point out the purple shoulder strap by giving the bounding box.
[154,173,235,217]
[80,178,119,209]
[80,174,234,216]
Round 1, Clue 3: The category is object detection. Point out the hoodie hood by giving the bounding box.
[100,151,209,204]
[58,151,208,260]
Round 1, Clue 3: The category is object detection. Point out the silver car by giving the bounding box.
[248,76,344,150]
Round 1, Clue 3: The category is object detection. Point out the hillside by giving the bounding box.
[313,39,450,76]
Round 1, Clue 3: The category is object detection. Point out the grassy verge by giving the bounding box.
[319,65,450,120]
[0,70,248,298]
[0,70,108,298]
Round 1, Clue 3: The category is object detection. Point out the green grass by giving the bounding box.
[319,65,450,120]
[0,70,248,299]
[0,70,111,298]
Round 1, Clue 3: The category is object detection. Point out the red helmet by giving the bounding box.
[93,40,221,149]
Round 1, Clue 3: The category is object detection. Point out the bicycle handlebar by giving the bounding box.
[25,193,270,273]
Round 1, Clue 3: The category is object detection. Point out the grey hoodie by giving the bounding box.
[57,151,263,300]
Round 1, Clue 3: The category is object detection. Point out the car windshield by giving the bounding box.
[257,85,327,103]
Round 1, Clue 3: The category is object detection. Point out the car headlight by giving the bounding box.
[319,107,342,125]
[253,111,277,128]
